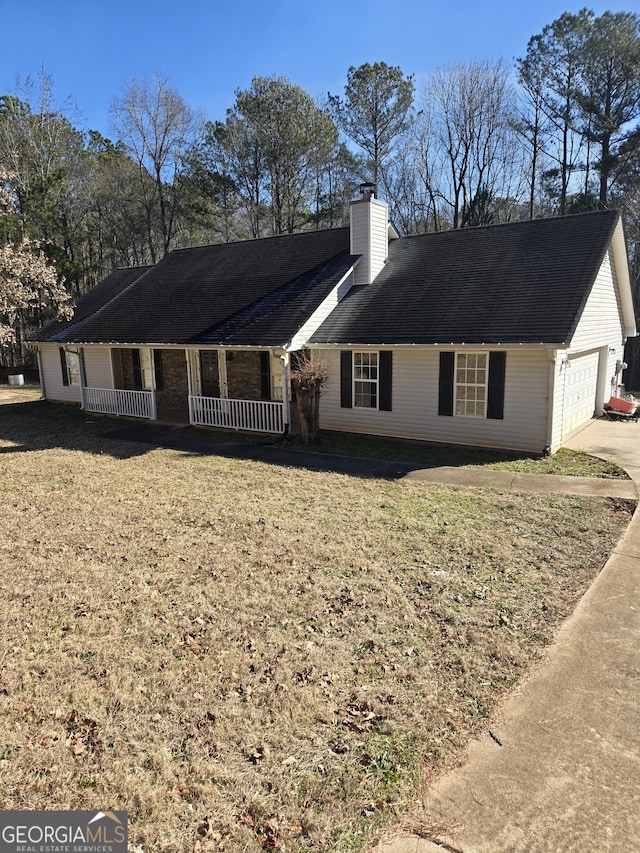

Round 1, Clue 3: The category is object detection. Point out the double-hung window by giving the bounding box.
[439,351,505,420]
[340,350,393,411]
[354,352,378,408]
[60,347,80,386]
[455,352,487,416]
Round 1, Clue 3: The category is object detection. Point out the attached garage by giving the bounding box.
[563,350,600,434]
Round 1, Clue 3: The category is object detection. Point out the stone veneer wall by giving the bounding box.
[119,349,136,390]
[156,349,188,411]
[226,351,263,400]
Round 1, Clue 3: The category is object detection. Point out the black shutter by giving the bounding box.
[340,351,352,408]
[379,351,392,411]
[260,351,271,400]
[438,352,454,416]
[131,349,142,390]
[153,349,164,391]
[487,351,506,420]
[59,347,69,386]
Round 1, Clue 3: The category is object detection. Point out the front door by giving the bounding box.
[200,351,220,397]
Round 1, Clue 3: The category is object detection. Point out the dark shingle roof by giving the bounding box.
[310,210,621,346]
[45,228,352,346]
[36,210,620,351]
[31,266,152,342]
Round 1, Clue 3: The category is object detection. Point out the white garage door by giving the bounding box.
[563,351,600,436]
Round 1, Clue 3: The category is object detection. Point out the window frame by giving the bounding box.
[60,347,81,387]
[439,350,505,420]
[454,351,488,418]
[353,351,379,409]
[340,349,392,411]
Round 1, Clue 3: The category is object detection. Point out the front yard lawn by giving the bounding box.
[0,401,633,851]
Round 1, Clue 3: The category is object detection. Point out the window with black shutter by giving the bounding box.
[438,350,505,419]
[340,350,392,410]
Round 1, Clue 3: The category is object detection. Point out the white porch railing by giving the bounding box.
[84,387,156,420]
[189,395,284,433]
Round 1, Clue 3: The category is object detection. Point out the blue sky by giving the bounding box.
[0,0,632,138]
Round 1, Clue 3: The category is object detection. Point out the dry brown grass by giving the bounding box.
[0,398,634,852]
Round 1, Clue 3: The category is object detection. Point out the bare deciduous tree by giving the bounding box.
[110,72,202,260]
[419,60,524,229]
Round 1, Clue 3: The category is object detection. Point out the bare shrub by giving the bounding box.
[291,352,328,444]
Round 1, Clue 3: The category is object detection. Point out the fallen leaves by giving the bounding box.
[240,812,303,851]
[64,710,102,758]
[37,730,59,748]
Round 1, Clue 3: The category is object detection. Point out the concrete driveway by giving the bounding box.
[564,415,640,482]
[377,417,640,853]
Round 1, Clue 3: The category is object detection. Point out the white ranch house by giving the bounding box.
[32,189,636,454]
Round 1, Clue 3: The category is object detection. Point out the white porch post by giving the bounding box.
[149,348,158,421]
[282,351,290,429]
[185,349,194,423]
[219,348,228,397]
[185,349,194,395]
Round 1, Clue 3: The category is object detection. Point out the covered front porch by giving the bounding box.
[79,345,290,434]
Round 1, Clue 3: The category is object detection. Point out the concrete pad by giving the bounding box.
[564,418,640,478]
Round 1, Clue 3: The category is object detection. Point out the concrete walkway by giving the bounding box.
[101,419,638,499]
[403,465,637,499]
[377,417,640,853]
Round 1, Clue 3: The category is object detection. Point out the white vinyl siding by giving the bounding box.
[289,269,355,351]
[82,346,114,389]
[319,347,549,453]
[37,344,82,403]
[542,248,630,449]
[570,250,625,353]
[349,197,388,286]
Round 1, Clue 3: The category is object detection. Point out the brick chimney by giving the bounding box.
[350,183,389,285]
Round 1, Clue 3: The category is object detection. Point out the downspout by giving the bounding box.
[545,348,557,453]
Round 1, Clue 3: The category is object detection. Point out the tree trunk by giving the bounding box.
[295,387,321,444]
